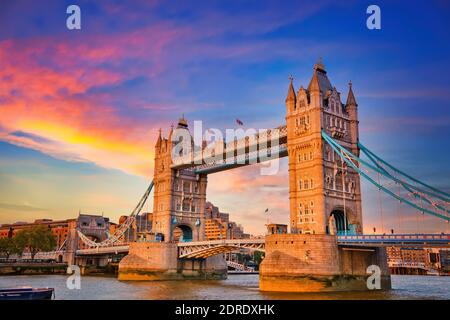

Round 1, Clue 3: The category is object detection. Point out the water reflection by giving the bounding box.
[0,274,448,300]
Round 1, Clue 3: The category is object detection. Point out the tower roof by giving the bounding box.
[177,115,188,128]
[286,77,296,102]
[307,58,332,94]
[346,81,357,106]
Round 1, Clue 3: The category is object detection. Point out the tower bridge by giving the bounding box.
[71,60,449,292]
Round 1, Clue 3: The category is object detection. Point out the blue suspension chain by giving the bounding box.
[321,131,450,221]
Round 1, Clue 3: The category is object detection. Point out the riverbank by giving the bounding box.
[0,262,120,276]
[0,263,68,275]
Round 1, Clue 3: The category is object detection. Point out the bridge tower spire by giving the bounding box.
[152,117,208,242]
[286,60,363,235]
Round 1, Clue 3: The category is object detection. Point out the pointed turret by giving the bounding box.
[156,128,162,147]
[286,77,296,103]
[285,77,296,115]
[346,81,357,107]
[308,70,320,93]
[168,124,174,141]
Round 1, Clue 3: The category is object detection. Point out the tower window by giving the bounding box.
[304,180,309,189]
[299,180,302,190]
[300,100,305,108]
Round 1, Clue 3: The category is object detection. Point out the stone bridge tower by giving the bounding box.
[152,117,208,242]
[286,61,363,235]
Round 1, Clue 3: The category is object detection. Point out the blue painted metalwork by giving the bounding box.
[359,144,449,214]
[359,142,450,203]
[337,234,450,246]
[321,131,450,221]
[359,142,450,199]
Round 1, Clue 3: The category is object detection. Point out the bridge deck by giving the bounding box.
[74,234,450,256]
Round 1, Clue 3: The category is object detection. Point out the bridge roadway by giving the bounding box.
[75,234,450,257]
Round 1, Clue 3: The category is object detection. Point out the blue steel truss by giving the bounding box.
[321,131,450,222]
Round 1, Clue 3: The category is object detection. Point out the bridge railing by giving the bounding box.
[338,234,450,243]
[177,238,265,247]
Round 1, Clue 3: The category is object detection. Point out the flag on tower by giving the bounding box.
[236,118,244,126]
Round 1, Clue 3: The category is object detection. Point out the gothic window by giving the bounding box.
[310,179,314,189]
[174,181,179,191]
[307,115,310,124]
[335,176,342,191]
[183,181,190,193]
[298,154,302,162]
[300,100,305,109]
[299,180,302,190]
[175,200,181,211]
[309,151,313,160]
[304,180,309,189]
[310,200,314,207]
[304,153,307,161]
[182,199,190,211]
[331,102,335,113]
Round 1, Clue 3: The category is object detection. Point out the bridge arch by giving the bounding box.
[326,205,359,235]
[173,224,193,242]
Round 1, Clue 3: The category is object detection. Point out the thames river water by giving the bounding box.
[0,274,449,300]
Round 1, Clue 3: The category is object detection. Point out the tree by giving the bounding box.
[0,237,20,259]
[14,226,57,259]
[253,251,265,265]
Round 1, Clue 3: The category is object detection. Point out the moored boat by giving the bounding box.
[0,287,54,300]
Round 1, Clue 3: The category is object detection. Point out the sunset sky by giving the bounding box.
[0,0,449,235]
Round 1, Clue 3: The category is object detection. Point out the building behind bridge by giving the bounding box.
[0,214,117,251]
[126,202,251,241]
[386,247,450,275]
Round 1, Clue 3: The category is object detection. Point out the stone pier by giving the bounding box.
[259,234,391,292]
[118,242,227,281]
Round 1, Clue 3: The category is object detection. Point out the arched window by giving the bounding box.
[299,180,302,190]
[310,179,314,189]
[304,180,309,189]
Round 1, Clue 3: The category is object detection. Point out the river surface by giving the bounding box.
[0,274,449,300]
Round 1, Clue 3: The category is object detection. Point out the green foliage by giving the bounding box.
[0,237,20,258]
[13,226,57,259]
[253,251,265,265]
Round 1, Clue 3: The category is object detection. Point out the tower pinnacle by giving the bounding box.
[346,80,357,107]
[286,76,296,102]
